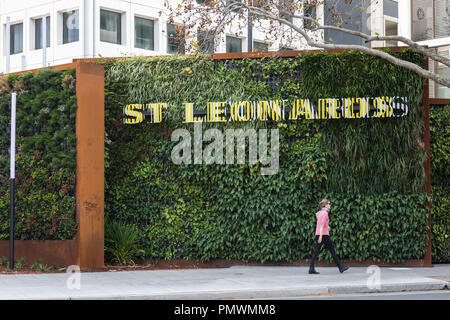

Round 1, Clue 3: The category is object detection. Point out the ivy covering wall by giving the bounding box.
[0,69,77,240]
[103,49,431,264]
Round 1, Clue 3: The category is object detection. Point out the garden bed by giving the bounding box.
[0,258,428,274]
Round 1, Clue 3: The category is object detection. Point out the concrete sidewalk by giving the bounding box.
[0,264,448,300]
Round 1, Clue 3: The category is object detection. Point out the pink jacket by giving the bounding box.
[315,208,330,236]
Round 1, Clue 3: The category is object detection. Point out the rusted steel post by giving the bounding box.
[423,56,432,267]
[75,62,105,270]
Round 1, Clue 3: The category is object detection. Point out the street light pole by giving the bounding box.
[10,92,16,270]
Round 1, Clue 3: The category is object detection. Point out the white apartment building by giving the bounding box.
[322,0,398,48]
[398,0,450,98]
[0,0,325,73]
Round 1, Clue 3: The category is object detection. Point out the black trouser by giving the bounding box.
[309,235,343,270]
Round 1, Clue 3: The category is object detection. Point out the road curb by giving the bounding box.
[65,281,449,300]
[328,281,448,295]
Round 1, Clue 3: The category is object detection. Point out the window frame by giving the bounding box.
[226,35,242,53]
[253,40,269,52]
[134,16,155,51]
[197,30,215,54]
[62,9,80,44]
[10,22,24,55]
[303,4,317,29]
[100,8,122,45]
[34,16,51,50]
[167,23,186,54]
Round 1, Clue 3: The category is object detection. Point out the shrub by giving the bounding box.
[104,219,144,265]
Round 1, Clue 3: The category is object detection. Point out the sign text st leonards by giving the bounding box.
[123,97,409,124]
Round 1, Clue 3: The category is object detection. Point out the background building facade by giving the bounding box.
[398,0,450,98]
[0,0,325,73]
[324,0,398,48]
[1,0,448,99]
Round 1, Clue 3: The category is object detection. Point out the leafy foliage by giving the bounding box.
[104,218,145,264]
[0,69,77,240]
[102,49,430,264]
[430,105,450,263]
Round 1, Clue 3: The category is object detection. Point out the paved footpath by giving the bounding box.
[0,264,448,300]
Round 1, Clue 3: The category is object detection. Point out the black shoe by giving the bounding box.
[309,269,320,274]
[339,265,349,273]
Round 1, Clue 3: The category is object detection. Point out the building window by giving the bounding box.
[279,0,294,23]
[303,5,316,29]
[226,0,242,13]
[100,9,122,44]
[196,0,214,5]
[253,0,268,8]
[253,41,268,52]
[412,0,450,41]
[436,46,450,98]
[434,0,450,39]
[63,10,79,44]
[226,36,242,53]
[10,23,23,54]
[35,16,50,49]
[384,19,398,47]
[198,30,215,54]
[167,24,185,54]
[135,17,154,50]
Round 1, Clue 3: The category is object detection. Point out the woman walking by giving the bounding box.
[309,199,349,274]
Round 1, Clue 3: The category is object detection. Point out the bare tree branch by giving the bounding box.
[301,16,450,69]
[167,0,450,89]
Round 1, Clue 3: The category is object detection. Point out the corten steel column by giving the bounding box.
[75,62,105,270]
[423,57,432,267]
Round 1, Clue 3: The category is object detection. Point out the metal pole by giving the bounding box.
[6,16,10,73]
[10,92,16,270]
[42,16,47,68]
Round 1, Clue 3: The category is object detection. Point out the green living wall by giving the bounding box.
[430,105,450,263]
[0,69,77,240]
[104,49,429,264]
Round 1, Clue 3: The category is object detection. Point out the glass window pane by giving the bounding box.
[253,41,268,52]
[303,5,316,29]
[10,23,23,54]
[279,0,293,23]
[434,0,450,39]
[167,24,185,54]
[196,0,213,5]
[198,30,214,54]
[437,46,450,98]
[100,9,121,44]
[35,16,50,50]
[385,20,398,47]
[253,0,267,8]
[412,0,433,41]
[226,36,242,53]
[253,0,268,19]
[135,17,154,50]
[63,10,79,44]
[226,0,242,13]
